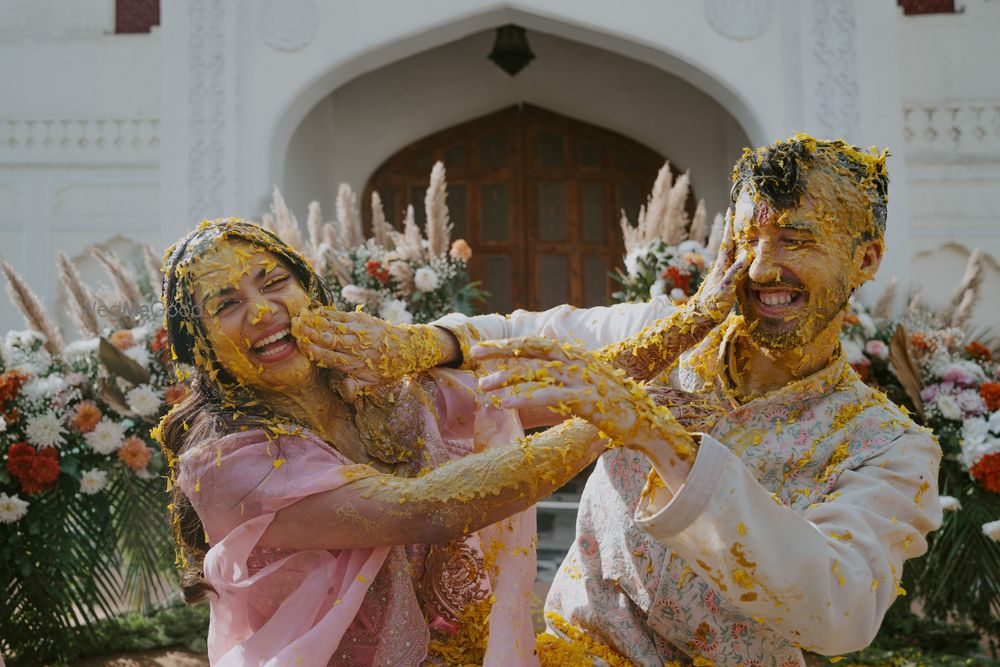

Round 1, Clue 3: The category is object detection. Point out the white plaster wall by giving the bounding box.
[0,22,161,336]
[283,29,751,223]
[898,0,1000,328]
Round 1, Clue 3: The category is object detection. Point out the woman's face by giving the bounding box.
[190,239,316,392]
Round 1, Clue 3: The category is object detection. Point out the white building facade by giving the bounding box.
[0,0,997,333]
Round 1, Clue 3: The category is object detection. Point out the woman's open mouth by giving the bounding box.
[751,288,806,318]
[250,326,295,362]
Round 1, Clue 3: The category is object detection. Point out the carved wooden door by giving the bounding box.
[364,104,665,313]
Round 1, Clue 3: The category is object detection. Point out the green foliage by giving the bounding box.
[73,595,210,659]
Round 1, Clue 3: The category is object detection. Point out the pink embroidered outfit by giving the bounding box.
[177,369,538,666]
[436,301,943,666]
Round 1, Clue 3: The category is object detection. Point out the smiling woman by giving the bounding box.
[153,218,614,665]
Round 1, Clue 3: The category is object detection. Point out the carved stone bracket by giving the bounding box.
[258,0,318,52]
[704,0,776,40]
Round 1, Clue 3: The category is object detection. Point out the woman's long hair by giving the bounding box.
[157,218,336,604]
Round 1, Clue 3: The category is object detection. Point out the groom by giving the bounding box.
[296,136,942,664]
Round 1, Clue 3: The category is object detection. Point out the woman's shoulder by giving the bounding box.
[179,424,347,469]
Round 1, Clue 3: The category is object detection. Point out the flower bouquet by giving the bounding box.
[839,254,1000,644]
[261,161,485,324]
[613,162,722,304]
[1,250,178,663]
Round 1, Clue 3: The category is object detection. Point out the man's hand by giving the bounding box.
[291,307,457,395]
[472,336,695,490]
[686,208,752,324]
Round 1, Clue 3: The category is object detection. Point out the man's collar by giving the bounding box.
[714,315,851,409]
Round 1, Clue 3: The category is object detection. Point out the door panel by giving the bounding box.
[364,104,676,312]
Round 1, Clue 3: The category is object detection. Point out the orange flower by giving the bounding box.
[843,313,859,325]
[0,369,28,404]
[118,436,153,471]
[109,329,135,350]
[449,239,472,263]
[72,400,102,433]
[981,382,1000,412]
[910,331,934,352]
[966,341,993,362]
[164,383,188,405]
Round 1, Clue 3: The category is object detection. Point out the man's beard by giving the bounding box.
[743,288,853,351]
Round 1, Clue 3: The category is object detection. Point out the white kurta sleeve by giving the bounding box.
[433,297,677,353]
[634,432,943,655]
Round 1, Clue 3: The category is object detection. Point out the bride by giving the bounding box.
[155,218,614,666]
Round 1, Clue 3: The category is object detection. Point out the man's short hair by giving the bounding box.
[730,134,890,240]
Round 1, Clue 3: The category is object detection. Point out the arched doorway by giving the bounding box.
[364,105,682,313]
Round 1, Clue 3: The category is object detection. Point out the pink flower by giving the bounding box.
[865,339,889,360]
[730,622,748,639]
[941,361,985,387]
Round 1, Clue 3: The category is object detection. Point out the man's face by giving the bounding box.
[733,169,882,350]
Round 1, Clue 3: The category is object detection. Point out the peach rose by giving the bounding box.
[109,330,135,350]
[449,239,472,263]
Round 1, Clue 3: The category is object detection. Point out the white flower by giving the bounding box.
[79,468,108,495]
[677,240,709,258]
[669,288,687,301]
[341,284,375,305]
[624,245,650,277]
[0,493,29,523]
[957,389,986,416]
[0,418,6,433]
[649,279,666,298]
[124,345,151,369]
[963,417,989,445]
[62,338,100,364]
[84,417,126,454]
[413,266,441,293]
[379,299,413,324]
[126,384,162,418]
[864,340,889,360]
[21,374,67,403]
[936,394,962,421]
[134,466,155,480]
[25,412,66,448]
[939,496,962,511]
[983,520,1000,543]
[988,410,1000,435]
[857,313,877,338]
[841,339,867,365]
[4,329,45,350]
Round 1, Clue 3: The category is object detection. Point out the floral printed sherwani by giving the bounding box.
[435,299,942,666]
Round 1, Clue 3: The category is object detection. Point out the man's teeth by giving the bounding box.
[253,328,290,351]
[759,291,796,306]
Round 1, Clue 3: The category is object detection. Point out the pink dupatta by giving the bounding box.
[177,368,539,666]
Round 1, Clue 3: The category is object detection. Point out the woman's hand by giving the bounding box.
[291,307,456,395]
[473,336,696,489]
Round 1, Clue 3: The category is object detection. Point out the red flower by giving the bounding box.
[851,361,871,382]
[981,383,1000,412]
[966,341,993,362]
[365,259,390,285]
[971,452,1000,494]
[6,442,60,494]
[664,266,692,295]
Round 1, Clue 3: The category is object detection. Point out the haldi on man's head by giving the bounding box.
[727,135,889,350]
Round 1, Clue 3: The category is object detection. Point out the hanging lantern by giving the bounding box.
[488,25,535,77]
